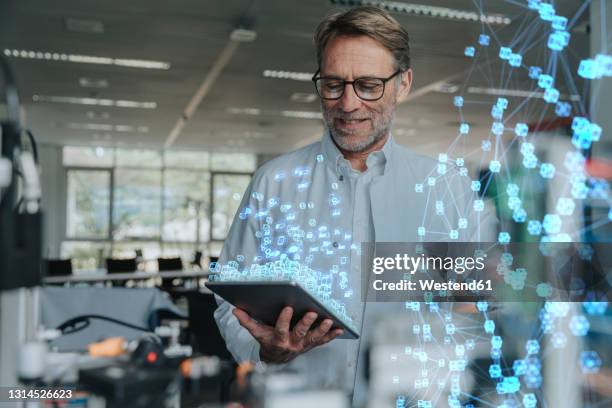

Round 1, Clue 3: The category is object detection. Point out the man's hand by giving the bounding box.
[232,306,343,364]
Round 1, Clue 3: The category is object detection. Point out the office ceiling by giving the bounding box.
[0,0,590,156]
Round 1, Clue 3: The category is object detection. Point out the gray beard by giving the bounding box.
[329,123,390,153]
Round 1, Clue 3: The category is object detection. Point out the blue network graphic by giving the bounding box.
[213,1,611,406]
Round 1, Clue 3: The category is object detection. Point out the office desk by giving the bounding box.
[44,269,211,284]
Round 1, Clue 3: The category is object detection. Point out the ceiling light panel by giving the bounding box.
[3,49,170,70]
[330,1,512,25]
[79,77,109,88]
[33,95,157,109]
[263,70,314,81]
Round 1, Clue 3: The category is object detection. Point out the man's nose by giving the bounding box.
[338,83,362,112]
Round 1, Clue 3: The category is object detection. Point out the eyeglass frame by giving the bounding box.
[311,69,402,101]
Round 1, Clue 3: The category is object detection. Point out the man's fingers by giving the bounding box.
[274,306,293,342]
[305,319,333,346]
[291,312,318,342]
[318,328,344,345]
[233,308,264,340]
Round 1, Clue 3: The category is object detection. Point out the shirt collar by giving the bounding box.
[321,129,394,175]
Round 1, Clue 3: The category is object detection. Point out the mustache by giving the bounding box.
[326,109,373,121]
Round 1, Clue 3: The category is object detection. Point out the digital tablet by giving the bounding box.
[205,281,359,339]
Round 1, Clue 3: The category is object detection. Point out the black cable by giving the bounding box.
[56,314,152,336]
[24,129,38,163]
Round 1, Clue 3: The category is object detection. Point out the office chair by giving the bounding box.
[44,259,73,277]
[105,258,137,286]
[158,257,183,288]
[190,251,203,269]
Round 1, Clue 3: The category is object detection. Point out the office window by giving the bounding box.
[165,150,210,169]
[211,153,256,172]
[113,169,162,239]
[163,170,210,242]
[63,146,113,167]
[66,170,111,239]
[115,148,162,167]
[212,173,251,240]
[63,147,255,269]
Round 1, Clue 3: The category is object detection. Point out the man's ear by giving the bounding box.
[396,69,413,103]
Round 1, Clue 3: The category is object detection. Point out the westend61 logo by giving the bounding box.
[361,242,610,302]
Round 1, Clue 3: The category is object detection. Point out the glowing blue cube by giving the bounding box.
[458,218,467,229]
[479,34,490,46]
[569,315,590,336]
[484,319,495,333]
[556,197,575,215]
[496,376,520,394]
[456,158,464,166]
[523,394,537,408]
[474,200,484,212]
[528,220,542,235]
[596,53,612,76]
[515,123,528,137]
[580,351,601,373]
[418,226,426,236]
[544,88,560,103]
[508,196,521,210]
[513,208,527,223]
[548,31,570,51]
[491,105,503,119]
[590,123,602,142]
[520,142,535,155]
[464,46,475,57]
[526,339,540,355]
[459,123,470,134]
[415,183,423,193]
[555,101,572,117]
[572,116,590,131]
[523,154,538,169]
[496,97,509,110]
[538,3,555,21]
[552,16,568,30]
[499,46,512,60]
[551,332,567,348]
[539,163,555,179]
[572,129,593,149]
[492,122,504,136]
[498,231,511,244]
[529,66,542,79]
[528,0,541,10]
[453,95,464,107]
[491,335,503,349]
[489,160,501,173]
[543,214,562,234]
[471,180,481,191]
[476,301,488,311]
[578,59,596,79]
[571,182,589,199]
[509,53,522,67]
[538,74,553,89]
[506,183,519,196]
[513,359,527,376]
[481,140,492,151]
[449,230,458,240]
[489,364,502,379]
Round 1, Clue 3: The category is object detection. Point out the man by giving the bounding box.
[214,5,496,403]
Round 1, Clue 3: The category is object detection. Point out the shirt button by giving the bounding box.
[333,241,339,248]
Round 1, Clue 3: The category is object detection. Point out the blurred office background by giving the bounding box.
[0,0,611,407]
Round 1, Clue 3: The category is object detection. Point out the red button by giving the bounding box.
[146,351,158,363]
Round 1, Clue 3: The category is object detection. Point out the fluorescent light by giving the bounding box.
[3,48,170,70]
[79,77,109,88]
[66,122,149,133]
[33,94,157,109]
[290,92,318,103]
[263,70,314,81]
[280,110,322,119]
[330,1,512,25]
[466,86,580,101]
[227,107,322,120]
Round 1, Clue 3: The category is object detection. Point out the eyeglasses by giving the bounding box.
[312,69,401,101]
